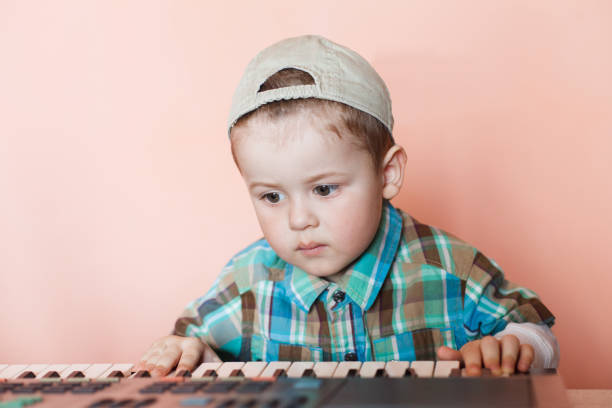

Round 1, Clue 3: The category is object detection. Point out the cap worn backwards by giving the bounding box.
[227,35,394,136]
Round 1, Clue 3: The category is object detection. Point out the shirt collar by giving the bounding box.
[280,201,403,312]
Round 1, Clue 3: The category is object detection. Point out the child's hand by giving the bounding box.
[437,335,534,376]
[134,335,221,377]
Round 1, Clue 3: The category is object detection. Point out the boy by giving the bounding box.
[136,35,559,378]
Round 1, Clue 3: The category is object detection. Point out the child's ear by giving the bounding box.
[381,145,407,200]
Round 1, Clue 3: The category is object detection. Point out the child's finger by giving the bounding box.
[460,340,482,376]
[202,342,222,363]
[176,338,206,372]
[151,343,181,377]
[500,334,520,375]
[142,343,167,373]
[517,343,534,372]
[480,336,501,375]
[135,342,159,371]
[436,345,462,361]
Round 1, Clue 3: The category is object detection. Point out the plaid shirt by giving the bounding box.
[174,201,554,362]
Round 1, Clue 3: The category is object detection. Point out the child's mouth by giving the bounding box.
[297,243,326,256]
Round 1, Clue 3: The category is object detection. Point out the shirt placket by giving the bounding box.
[325,283,368,361]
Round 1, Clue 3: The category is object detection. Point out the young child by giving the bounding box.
[136,35,559,378]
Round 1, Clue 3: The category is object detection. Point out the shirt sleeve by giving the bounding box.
[461,251,555,344]
[173,263,243,361]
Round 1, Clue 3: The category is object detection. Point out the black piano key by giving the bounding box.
[175,369,191,378]
[374,368,387,378]
[107,370,125,378]
[133,370,151,378]
[202,369,218,377]
[301,369,316,378]
[42,371,61,378]
[449,368,462,377]
[229,369,244,377]
[67,370,86,378]
[17,371,36,379]
[272,369,287,378]
[346,368,359,377]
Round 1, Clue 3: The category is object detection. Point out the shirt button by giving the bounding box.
[344,352,358,361]
[332,290,346,303]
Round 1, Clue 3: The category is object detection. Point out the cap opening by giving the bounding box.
[258,68,315,92]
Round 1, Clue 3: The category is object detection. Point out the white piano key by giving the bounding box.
[0,364,28,379]
[39,364,70,378]
[287,361,314,378]
[410,361,435,377]
[313,362,338,378]
[0,365,7,376]
[20,364,49,378]
[332,361,362,378]
[60,364,91,378]
[385,361,411,378]
[216,362,245,378]
[101,363,133,378]
[241,361,267,378]
[83,363,112,379]
[359,361,386,378]
[191,362,222,377]
[433,360,460,378]
[259,361,291,378]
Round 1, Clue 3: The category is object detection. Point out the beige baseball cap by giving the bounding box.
[227,35,394,136]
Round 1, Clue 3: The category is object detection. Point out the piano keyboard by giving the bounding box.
[0,361,570,407]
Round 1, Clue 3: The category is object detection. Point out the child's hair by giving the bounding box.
[230,68,394,172]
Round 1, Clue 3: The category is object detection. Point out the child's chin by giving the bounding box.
[299,261,345,278]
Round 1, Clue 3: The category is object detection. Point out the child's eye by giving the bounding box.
[262,192,284,204]
[313,184,338,197]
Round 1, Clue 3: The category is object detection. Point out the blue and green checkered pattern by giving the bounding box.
[174,202,554,361]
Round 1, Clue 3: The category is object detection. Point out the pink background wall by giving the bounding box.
[1,1,610,389]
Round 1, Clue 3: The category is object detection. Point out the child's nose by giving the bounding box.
[288,201,318,230]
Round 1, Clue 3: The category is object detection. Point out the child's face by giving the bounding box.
[231,110,385,278]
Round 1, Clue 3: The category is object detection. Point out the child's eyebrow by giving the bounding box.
[248,172,347,191]
[304,171,347,184]
[248,181,277,190]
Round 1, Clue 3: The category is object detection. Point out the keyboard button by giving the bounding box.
[109,399,134,407]
[133,398,157,407]
[205,381,238,393]
[88,399,114,408]
[180,397,214,406]
[235,380,272,394]
[171,383,207,394]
